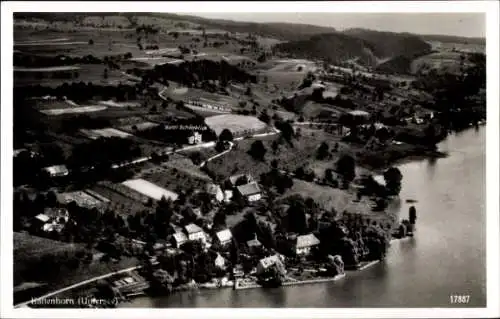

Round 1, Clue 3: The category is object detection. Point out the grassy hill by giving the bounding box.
[273,28,431,67]
[375,55,414,74]
[343,28,432,58]
[14,12,337,41]
[419,34,485,46]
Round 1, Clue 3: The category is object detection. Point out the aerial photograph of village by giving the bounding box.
[8,9,490,310]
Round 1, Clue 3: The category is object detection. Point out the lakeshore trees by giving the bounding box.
[383,167,403,196]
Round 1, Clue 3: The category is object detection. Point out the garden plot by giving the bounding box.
[39,105,108,115]
[14,41,88,47]
[269,59,317,73]
[80,128,132,140]
[15,38,71,44]
[122,179,178,201]
[14,66,81,72]
[98,100,141,108]
[57,190,104,208]
[205,114,268,136]
[130,57,183,66]
[145,47,180,55]
[120,121,159,133]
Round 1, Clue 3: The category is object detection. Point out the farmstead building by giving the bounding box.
[256,254,286,275]
[215,229,232,247]
[295,233,320,256]
[172,232,188,248]
[42,164,69,178]
[184,223,207,244]
[236,182,262,202]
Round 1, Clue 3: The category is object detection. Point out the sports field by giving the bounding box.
[205,114,268,136]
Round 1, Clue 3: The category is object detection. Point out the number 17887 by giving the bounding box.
[450,295,470,304]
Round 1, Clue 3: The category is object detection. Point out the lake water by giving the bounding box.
[121,126,486,307]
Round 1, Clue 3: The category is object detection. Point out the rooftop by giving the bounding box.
[236,182,261,197]
[247,238,262,247]
[34,214,50,223]
[259,254,283,269]
[184,223,203,234]
[42,165,69,176]
[173,232,188,243]
[296,234,320,249]
[216,229,232,243]
[229,173,252,186]
[348,110,370,117]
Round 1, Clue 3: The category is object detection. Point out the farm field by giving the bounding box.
[98,100,140,108]
[279,179,373,215]
[91,184,149,216]
[14,66,81,72]
[205,114,268,136]
[57,190,105,208]
[14,232,140,300]
[80,128,132,140]
[161,155,212,181]
[119,121,159,133]
[205,135,276,179]
[122,178,179,201]
[206,128,341,179]
[140,162,211,194]
[14,232,85,261]
[14,63,132,87]
[39,105,108,116]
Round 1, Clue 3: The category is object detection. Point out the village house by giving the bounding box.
[33,208,70,233]
[236,182,262,202]
[42,164,69,178]
[246,237,262,253]
[214,229,232,247]
[206,183,224,202]
[188,132,203,145]
[229,173,254,187]
[214,253,226,269]
[256,254,286,275]
[111,272,150,295]
[184,223,207,244]
[295,233,320,256]
[171,231,188,248]
[224,190,233,202]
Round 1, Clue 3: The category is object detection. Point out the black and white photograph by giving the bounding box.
[1,1,499,318]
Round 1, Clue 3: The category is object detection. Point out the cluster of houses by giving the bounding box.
[33,207,71,233]
[187,99,232,112]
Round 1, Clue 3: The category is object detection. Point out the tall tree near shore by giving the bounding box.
[383,167,403,196]
[219,129,234,142]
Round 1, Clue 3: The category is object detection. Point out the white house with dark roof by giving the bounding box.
[295,233,320,255]
[236,182,262,202]
[184,223,206,244]
[215,229,232,247]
